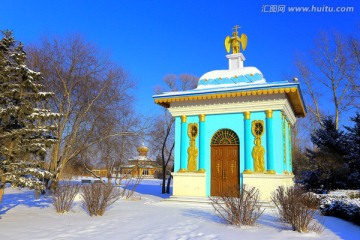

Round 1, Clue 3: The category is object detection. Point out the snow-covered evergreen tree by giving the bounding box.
[0,31,59,201]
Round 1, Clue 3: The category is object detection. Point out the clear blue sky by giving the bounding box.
[1,0,359,116]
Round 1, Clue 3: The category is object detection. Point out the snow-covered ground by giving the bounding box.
[1,179,359,240]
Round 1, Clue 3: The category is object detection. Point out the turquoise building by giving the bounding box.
[153,28,306,201]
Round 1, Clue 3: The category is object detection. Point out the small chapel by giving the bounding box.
[120,143,161,179]
[153,26,306,201]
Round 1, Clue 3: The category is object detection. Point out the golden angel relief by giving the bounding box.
[251,120,265,173]
[187,123,199,172]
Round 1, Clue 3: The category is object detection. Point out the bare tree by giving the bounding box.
[26,35,136,189]
[296,31,353,130]
[348,34,360,106]
[296,59,325,130]
[89,106,141,185]
[149,111,174,194]
[150,74,198,194]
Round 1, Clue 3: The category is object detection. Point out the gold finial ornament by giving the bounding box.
[225,25,248,54]
[137,142,149,156]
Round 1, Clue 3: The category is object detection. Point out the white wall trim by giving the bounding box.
[168,94,297,125]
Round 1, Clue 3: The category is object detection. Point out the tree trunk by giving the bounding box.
[166,166,174,194]
[166,174,172,194]
[107,172,112,186]
[0,175,6,203]
[162,166,166,194]
[49,172,60,191]
[335,105,339,130]
[0,186,4,203]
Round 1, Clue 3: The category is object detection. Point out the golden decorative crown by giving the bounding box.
[137,143,149,156]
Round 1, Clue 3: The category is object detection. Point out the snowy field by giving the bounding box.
[1,179,360,240]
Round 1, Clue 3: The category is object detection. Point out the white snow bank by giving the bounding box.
[0,181,359,240]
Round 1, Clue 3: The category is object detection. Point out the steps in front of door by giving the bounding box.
[163,196,211,205]
[162,196,275,208]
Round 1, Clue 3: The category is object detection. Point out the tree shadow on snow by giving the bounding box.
[319,215,360,240]
[0,188,52,217]
[134,181,172,199]
[182,209,225,224]
[256,211,286,230]
[183,208,288,231]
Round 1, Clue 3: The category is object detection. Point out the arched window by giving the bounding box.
[211,129,239,145]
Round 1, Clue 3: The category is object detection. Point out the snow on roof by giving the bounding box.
[153,80,298,99]
[198,67,266,89]
[129,156,155,161]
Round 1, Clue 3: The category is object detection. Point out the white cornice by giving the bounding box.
[168,94,297,125]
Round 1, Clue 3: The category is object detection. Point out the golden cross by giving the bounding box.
[232,25,240,33]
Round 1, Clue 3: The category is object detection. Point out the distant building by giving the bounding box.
[91,169,108,178]
[120,143,162,178]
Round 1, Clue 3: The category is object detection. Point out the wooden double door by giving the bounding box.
[211,145,239,196]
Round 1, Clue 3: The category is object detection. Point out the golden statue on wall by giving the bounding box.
[251,120,265,173]
[252,138,265,172]
[225,25,248,54]
[187,123,199,172]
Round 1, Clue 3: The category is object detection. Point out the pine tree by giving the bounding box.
[344,113,360,188]
[0,31,59,202]
[302,117,348,190]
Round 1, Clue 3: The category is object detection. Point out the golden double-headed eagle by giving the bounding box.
[224,25,247,54]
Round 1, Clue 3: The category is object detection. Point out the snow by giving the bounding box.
[199,67,263,80]
[328,190,360,196]
[153,81,298,98]
[20,64,41,75]
[38,92,54,96]
[1,179,359,240]
[196,79,267,89]
[30,108,61,118]
[129,156,154,161]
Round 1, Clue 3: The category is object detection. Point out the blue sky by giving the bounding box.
[1,0,359,116]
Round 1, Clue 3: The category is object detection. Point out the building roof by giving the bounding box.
[153,53,306,118]
[197,66,266,88]
[129,142,157,162]
[129,156,154,161]
[137,142,149,156]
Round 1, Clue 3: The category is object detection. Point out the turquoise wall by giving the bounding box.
[174,116,181,172]
[173,109,292,196]
[271,110,285,174]
[288,123,293,172]
[203,113,244,195]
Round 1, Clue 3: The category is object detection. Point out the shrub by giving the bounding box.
[81,183,120,216]
[209,185,264,227]
[348,192,360,199]
[301,192,320,210]
[119,176,142,199]
[320,195,360,225]
[271,186,323,233]
[52,181,80,213]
